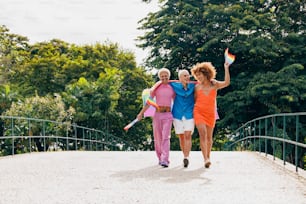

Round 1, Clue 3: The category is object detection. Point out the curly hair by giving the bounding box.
[191,62,216,81]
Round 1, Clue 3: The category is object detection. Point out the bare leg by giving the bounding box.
[184,131,192,158]
[196,123,209,162]
[206,126,214,160]
[178,134,185,156]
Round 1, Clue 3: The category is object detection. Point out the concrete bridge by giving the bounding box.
[0,151,305,204]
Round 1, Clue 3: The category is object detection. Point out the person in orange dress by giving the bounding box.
[191,61,231,168]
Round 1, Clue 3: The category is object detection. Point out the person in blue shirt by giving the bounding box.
[170,70,195,168]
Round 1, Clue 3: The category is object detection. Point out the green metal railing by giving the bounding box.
[0,116,137,156]
[225,112,306,172]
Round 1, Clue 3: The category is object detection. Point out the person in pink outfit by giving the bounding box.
[137,68,175,167]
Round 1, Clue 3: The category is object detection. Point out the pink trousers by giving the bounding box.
[152,112,173,164]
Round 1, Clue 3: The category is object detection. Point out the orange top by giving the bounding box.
[193,88,217,128]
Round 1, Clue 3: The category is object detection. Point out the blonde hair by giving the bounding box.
[158,68,171,79]
[191,62,216,81]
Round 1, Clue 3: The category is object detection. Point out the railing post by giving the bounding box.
[273,116,275,160]
[56,125,58,148]
[106,133,108,150]
[28,120,31,153]
[75,126,77,151]
[102,132,105,151]
[283,116,286,165]
[43,121,46,152]
[295,115,299,172]
[96,131,98,151]
[11,118,14,156]
[66,126,69,151]
[253,121,256,151]
[259,120,261,153]
[83,128,85,150]
[89,130,92,151]
[265,118,267,156]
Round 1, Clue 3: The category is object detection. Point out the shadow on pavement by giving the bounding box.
[111,164,211,184]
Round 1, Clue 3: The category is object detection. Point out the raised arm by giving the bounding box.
[216,62,230,90]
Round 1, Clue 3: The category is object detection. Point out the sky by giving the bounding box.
[0,0,160,65]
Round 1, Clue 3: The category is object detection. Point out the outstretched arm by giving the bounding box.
[151,81,162,92]
[169,80,179,83]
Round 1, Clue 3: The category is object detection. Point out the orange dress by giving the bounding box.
[193,88,217,128]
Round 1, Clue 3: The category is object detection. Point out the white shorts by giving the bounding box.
[173,117,195,134]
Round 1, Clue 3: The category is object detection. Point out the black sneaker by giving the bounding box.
[160,161,169,168]
[183,158,189,168]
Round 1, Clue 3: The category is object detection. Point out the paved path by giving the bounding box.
[0,151,305,204]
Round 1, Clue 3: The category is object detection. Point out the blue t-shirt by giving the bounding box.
[170,82,195,120]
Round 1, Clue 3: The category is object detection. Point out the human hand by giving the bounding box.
[137,113,143,121]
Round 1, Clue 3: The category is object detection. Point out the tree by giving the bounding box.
[0,25,30,87]
[63,66,123,129]
[138,0,306,132]
[138,0,208,73]
[0,25,157,150]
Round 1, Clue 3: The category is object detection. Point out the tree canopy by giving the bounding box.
[138,0,306,131]
[0,0,305,151]
[0,25,155,150]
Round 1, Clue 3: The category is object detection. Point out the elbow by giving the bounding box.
[225,81,230,87]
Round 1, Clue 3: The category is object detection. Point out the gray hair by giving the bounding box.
[178,69,189,79]
[158,68,171,79]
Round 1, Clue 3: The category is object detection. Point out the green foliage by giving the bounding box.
[139,0,306,132]
[1,0,305,151]
[0,84,19,115]
[0,25,30,85]
[0,24,156,149]
[138,0,305,151]
[2,94,75,125]
[63,67,123,128]
[138,0,207,73]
